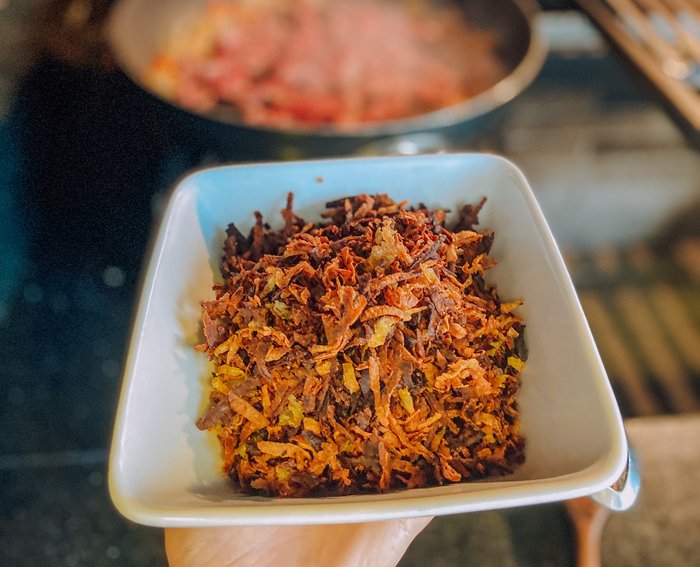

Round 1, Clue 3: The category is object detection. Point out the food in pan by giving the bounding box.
[146,0,507,128]
[195,193,527,497]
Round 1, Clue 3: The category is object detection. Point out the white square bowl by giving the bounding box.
[109,153,627,527]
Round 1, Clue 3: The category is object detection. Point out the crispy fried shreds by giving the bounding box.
[195,193,527,497]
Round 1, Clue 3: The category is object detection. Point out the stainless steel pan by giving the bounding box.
[106,0,547,159]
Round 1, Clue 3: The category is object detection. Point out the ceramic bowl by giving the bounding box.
[109,154,627,526]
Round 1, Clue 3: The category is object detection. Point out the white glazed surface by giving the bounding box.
[108,154,627,526]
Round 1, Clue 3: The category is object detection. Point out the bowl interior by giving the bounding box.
[110,154,626,526]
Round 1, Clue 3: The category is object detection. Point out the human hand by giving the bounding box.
[165,517,431,567]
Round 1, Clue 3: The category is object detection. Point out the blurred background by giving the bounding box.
[0,0,699,565]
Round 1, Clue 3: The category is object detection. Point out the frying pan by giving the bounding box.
[106,0,547,160]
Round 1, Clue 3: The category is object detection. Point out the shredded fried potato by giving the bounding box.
[195,193,527,497]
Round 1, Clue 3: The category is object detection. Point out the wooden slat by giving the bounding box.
[616,286,700,412]
[576,0,700,129]
[580,292,662,415]
[607,0,690,75]
[650,284,700,372]
[637,0,700,63]
[665,0,700,21]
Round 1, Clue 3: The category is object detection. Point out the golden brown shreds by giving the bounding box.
[228,393,270,430]
[201,311,223,349]
[281,193,305,238]
[454,196,487,232]
[196,192,527,497]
